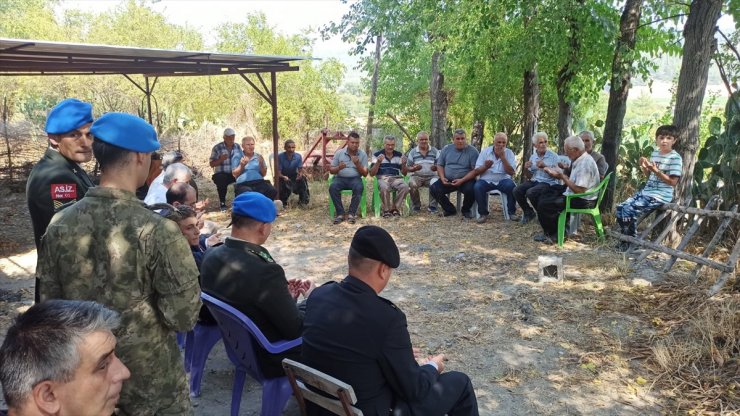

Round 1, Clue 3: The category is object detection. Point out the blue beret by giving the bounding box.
[351,226,400,268]
[232,192,276,223]
[90,113,160,153]
[45,99,93,134]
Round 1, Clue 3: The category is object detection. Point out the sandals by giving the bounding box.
[382,211,392,218]
[333,216,344,225]
[347,215,356,224]
[391,209,401,217]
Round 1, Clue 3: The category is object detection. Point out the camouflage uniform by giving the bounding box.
[37,187,201,416]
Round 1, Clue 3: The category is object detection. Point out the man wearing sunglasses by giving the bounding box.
[26,98,96,302]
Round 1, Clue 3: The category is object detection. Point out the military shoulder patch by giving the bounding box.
[51,183,77,200]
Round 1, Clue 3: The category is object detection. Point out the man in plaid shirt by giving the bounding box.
[209,128,241,211]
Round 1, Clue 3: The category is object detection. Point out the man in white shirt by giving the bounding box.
[472,132,519,223]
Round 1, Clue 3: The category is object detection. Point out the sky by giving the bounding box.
[58,0,363,79]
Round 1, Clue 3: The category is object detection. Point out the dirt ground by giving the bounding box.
[0,176,730,415]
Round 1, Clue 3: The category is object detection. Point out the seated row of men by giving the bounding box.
[328,128,607,244]
[15,99,478,415]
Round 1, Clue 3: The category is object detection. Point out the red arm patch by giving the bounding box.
[51,183,78,200]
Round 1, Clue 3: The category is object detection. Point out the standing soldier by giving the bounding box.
[26,98,95,302]
[37,113,202,416]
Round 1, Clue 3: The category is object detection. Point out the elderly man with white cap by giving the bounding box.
[209,127,241,211]
[37,112,202,416]
[26,98,96,301]
[200,192,314,377]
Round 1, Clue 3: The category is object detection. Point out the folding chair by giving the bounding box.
[202,292,302,416]
[557,172,612,247]
[282,359,363,416]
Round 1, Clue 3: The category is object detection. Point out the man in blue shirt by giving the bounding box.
[329,132,368,224]
[231,136,277,200]
[369,135,409,217]
[513,132,560,224]
[277,139,310,208]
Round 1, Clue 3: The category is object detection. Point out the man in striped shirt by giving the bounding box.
[616,125,682,248]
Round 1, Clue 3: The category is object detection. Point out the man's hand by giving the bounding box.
[218,153,228,163]
[640,157,657,172]
[338,162,347,170]
[493,147,505,158]
[300,280,316,297]
[351,156,361,166]
[205,232,223,248]
[450,178,464,186]
[194,198,209,211]
[240,156,249,166]
[536,160,546,169]
[287,279,303,300]
[429,354,446,373]
[280,175,289,181]
[524,160,533,169]
[543,167,563,179]
[400,155,407,165]
[483,159,494,169]
[376,154,385,163]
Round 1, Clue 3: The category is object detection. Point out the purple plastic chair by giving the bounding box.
[201,292,302,416]
[184,323,223,397]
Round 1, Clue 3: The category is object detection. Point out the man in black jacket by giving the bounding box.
[26,98,95,302]
[200,192,314,377]
[302,225,479,416]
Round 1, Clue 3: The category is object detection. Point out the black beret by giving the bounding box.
[350,225,400,268]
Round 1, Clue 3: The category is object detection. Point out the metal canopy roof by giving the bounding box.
[0,38,307,76]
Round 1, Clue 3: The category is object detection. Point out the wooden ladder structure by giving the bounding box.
[607,195,740,296]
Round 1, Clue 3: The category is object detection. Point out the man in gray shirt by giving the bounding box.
[430,129,480,218]
[329,132,368,224]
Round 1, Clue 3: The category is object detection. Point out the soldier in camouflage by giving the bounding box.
[37,112,201,416]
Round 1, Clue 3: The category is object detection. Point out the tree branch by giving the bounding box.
[637,14,687,29]
[718,29,740,63]
[713,54,740,114]
[386,112,412,143]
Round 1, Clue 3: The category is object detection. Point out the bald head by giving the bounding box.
[166,182,196,207]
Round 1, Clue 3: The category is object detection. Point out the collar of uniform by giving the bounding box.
[85,186,141,202]
[45,147,83,170]
[224,237,274,261]
[342,275,376,294]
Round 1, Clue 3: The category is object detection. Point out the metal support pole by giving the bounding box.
[145,76,153,125]
[271,71,280,201]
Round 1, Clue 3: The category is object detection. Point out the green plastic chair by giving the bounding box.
[328,175,367,218]
[371,176,410,217]
[557,172,612,247]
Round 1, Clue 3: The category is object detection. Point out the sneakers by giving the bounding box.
[509,214,521,222]
[476,215,487,224]
[220,202,227,212]
[427,206,438,213]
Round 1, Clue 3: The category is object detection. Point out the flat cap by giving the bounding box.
[232,192,276,223]
[350,225,400,268]
[224,127,236,136]
[45,98,93,134]
[90,113,160,153]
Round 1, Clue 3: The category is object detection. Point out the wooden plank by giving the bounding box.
[636,211,684,263]
[282,359,358,403]
[708,234,740,296]
[656,203,740,219]
[607,230,735,272]
[664,196,720,271]
[692,205,738,280]
[296,385,363,416]
[627,210,670,255]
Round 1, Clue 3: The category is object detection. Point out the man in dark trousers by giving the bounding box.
[200,192,314,377]
[26,98,95,302]
[302,225,479,416]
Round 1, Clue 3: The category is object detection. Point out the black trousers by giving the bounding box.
[212,172,236,204]
[235,179,277,200]
[430,180,475,215]
[513,180,552,216]
[536,185,595,236]
[279,176,310,205]
[393,371,479,416]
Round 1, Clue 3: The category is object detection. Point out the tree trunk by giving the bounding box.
[471,120,484,151]
[601,0,644,211]
[667,0,722,245]
[366,34,382,155]
[521,66,540,181]
[672,0,722,206]
[430,50,448,150]
[555,5,582,152]
[556,88,573,152]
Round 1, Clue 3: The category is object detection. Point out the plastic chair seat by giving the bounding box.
[328,175,367,218]
[474,189,510,220]
[201,292,302,416]
[184,323,223,397]
[557,172,613,247]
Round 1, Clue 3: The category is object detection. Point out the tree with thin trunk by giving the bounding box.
[520,66,540,181]
[601,0,644,210]
[430,50,448,150]
[672,0,723,206]
[366,34,382,155]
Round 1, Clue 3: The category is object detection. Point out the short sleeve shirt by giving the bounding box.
[475,146,517,183]
[437,144,479,180]
[565,151,600,200]
[231,149,264,183]
[528,149,561,185]
[278,152,303,177]
[406,146,439,178]
[641,150,682,203]
[210,142,242,174]
[372,150,404,177]
[331,148,368,178]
